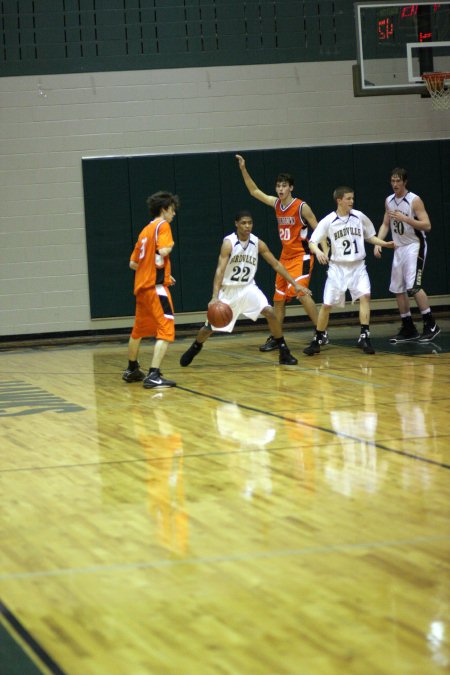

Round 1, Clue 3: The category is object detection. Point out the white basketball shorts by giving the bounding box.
[323,260,371,307]
[389,242,421,294]
[210,283,270,332]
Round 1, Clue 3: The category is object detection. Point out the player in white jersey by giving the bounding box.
[374,167,440,343]
[180,210,311,367]
[303,187,395,356]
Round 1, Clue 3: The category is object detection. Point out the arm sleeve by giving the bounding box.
[130,236,142,264]
[361,212,376,239]
[309,219,327,244]
[156,221,174,250]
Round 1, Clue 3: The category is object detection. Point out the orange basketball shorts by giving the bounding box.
[131,285,175,341]
[274,254,314,302]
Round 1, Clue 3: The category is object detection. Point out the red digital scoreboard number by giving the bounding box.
[377,4,442,42]
[378,16,395,40]
[400,4,441,17]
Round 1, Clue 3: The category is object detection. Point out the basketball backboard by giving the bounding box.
[353,1,450,96]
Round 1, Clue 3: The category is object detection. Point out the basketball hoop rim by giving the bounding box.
[422,71,450,82]
[421,72,450,110]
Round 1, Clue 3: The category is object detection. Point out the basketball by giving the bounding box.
[207,301,233,328]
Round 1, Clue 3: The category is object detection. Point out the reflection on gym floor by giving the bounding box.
[1,319,449,675]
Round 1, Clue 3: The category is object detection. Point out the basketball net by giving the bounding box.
[422,72,450,111]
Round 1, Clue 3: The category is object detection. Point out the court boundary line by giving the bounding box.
[1,385,449,474]
[176,385,450,470]
[0,534,448,582]
[0,601,67,675]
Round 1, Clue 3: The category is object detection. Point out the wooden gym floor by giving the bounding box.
[1,319,449,675]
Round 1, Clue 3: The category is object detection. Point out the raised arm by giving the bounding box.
[210,239,232,303]
[235,154,277,207]
[259,240,312,297]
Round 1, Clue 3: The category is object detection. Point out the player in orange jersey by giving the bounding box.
[236,154,328,352]
[122,191,180,389]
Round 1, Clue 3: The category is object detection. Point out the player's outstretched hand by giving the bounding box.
[315,250,329,265]
[235,154,245,168]
[383,241,396,249]
[295,284,312,298]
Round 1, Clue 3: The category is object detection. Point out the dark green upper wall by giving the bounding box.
[1,0,355,77]
[83,139,450,320]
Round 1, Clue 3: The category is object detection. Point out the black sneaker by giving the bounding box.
[180,341,203,367]
[389,325,419,343]
[279,347,298,365]
[303,340,320,356]
[143,370,176,389]
[357,335,375,354]
[418,324,441,342]
[259,336,278,352]
[321,331,330,346]
[122,364,145,382]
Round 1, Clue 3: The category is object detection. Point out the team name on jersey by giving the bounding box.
[230,253,257,265]
[334,226,362,240]
[278,216,296,225]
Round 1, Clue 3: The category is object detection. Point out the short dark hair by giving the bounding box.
[235,209,253,222]
[333,186,354,202]
[391,167,408,182]
[276,172,294,187]
[146,191,180,219]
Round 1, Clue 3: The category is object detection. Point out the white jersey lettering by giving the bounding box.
[310,209,375,263]
[386,191,425,247]
[222,233,259,286]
